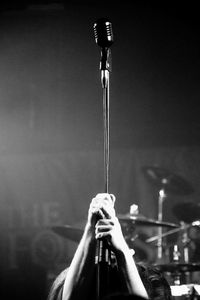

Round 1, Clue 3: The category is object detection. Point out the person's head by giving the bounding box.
[137,264,172,300]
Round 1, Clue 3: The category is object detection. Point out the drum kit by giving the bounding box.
[52,165,200,298]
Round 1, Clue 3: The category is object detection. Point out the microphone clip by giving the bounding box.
[100,48,112,88]
[100,47,112,72]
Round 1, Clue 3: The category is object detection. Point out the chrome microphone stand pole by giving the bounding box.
[101,48,111,193]
[96,46,112,300]
[157,188,166,261]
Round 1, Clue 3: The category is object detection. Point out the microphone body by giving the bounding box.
[93,18,113,73]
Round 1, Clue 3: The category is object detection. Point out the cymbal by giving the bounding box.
[142,165,194,195]
[173,202,200,223]
[118,214,179,228]
[154,263,200,273]
[52,215,179,242]
[51,225,83,242]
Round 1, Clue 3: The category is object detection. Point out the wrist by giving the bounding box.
[84,222,95,238]
[115,246,137,272]
[115,245,135,259]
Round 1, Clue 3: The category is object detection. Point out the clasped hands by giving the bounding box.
[87,193,129,254]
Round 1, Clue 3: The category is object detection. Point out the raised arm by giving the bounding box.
[59,193,149,300]
[62,194,110,300]
[95,194,149,299]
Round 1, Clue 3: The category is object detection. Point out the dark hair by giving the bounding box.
[137,264,172,300]
[103,293,146,300]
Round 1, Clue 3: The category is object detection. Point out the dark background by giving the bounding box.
[0,1,200,299]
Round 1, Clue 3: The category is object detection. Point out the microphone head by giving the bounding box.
[93,18,114,48]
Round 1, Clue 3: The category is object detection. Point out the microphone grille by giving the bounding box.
[93,18,114,47]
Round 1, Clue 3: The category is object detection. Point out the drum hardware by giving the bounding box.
[171,245,182,285]
[181,221,191,264]
[155,262,200,289]
[172,245,181,262]
[146,220,198,275]
[172,200,200,273]
[119,202,178,229]
[157,189,166,260]
[117,213,179,228]
[142,166,194,196]
[117,208,179,263]
[142,165,194,262]
[145,221,200,244]
[151,221,200,287]
[51,216,179,242]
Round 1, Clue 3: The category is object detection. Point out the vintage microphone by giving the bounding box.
[93,18,114,300]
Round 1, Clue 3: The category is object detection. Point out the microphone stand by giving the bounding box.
[96,47,112,300]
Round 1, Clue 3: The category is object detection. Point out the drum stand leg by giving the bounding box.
[181,222,192,284]
[157,188,166,261]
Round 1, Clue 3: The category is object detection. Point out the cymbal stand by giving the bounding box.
[157,188,167,261]
[171,245,182,285]
[180,221,190,264]
[146,221,200,244]
[181,221,191,284]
